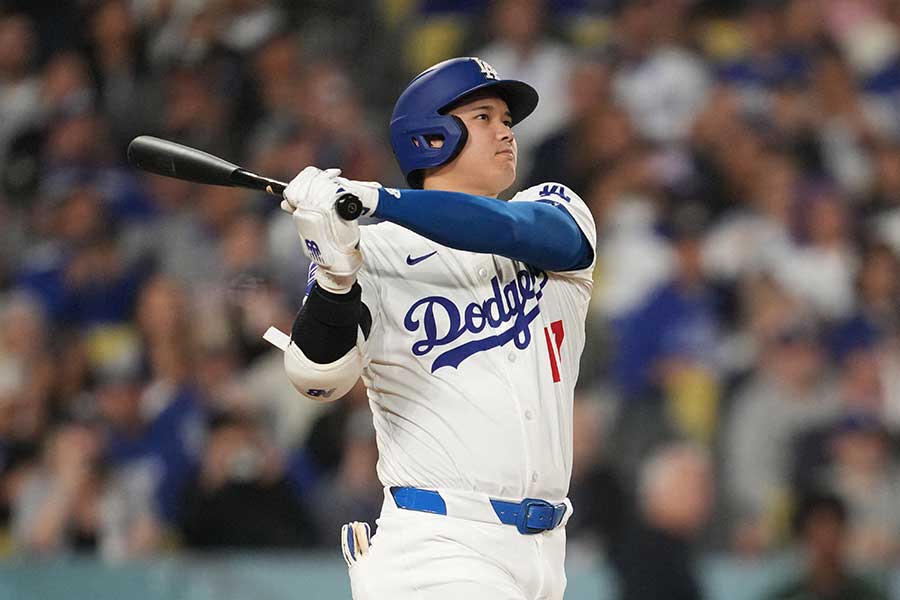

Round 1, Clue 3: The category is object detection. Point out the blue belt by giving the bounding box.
[390,486,567,535]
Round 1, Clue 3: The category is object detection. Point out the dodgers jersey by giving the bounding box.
[355,183,596,502]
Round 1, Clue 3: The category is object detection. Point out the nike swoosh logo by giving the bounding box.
[406,251,437,266]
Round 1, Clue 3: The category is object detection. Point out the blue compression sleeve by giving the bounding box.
[374,189,592,271]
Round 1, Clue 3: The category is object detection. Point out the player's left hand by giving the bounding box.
[332,177,381,218]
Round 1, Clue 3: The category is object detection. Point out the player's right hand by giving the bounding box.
[280,166,343,213]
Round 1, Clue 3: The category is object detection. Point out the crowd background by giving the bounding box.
[1,0,900,597]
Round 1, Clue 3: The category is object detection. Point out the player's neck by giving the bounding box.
[423,174,500,198]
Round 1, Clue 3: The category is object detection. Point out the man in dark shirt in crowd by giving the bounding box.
[612,442,713,600]
[179,414,316,549]
[767,492,888,600]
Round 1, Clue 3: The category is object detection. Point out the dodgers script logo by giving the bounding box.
[404,267,549,371]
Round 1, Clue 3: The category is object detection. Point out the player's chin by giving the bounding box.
[493,154,517,185]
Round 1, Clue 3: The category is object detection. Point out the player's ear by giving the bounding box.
[411,135,444,149]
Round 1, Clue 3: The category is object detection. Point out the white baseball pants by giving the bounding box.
[347,489,568,600]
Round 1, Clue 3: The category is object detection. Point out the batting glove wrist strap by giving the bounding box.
[332,177,381,217]
[315,269,357,295]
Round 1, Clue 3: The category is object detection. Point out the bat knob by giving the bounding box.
[335,193,364,221]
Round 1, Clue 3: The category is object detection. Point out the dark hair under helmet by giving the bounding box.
[389,57,539,187]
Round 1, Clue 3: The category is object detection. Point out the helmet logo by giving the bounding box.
[471,57,499,80]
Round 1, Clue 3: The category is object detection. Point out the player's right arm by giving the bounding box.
[284,278,371,402]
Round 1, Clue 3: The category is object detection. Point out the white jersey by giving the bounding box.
[355,183,596,502]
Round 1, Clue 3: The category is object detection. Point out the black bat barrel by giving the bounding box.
[127,135,363,221]
[127,136,241,186]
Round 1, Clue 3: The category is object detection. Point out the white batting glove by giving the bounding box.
[284,167,361,294]
[280,166,343,214]
[341,521,371,568]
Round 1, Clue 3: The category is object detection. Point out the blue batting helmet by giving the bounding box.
[389,57,539,187]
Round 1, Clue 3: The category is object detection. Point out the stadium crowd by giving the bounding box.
[0,0,899,596]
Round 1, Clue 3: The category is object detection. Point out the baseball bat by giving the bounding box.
[126,135,364,220]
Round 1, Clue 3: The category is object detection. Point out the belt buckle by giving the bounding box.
[516,498,555,535]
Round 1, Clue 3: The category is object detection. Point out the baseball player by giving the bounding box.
[271,57,596,599]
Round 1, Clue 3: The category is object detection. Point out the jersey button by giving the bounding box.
[525,410,534,420]
[507,352,516,362]
[531,472,538,483]
[478,267,488,278]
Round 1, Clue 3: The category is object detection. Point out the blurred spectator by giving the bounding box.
[40,51,94,120]
[767,184,857,320]
[0,354,31,529]
[717,2,811,109]
[162,60,243,156]
[0,14,40,167]
[565,391,625,558]
[688,88,764,220]
[143,1,222,70]
[611,442,713,600]
[859,273,900,428]
[591,149,674,321]
[820,415,900,567]
[526,58,621,193]
[64,232,152,332]
[866,142,900,254]
[793,317,891,492]
[611,0,710,145]
[702,152,796,283]
[233,277,330,451]
[824,0,900,97]
[845,242,900,335]
[86,0,159,151]
[217,0,283,56]
[765,492,888,600]
[246,32,307,158]
[0,291,54,446]
[295,57,389,182]
[612,204,722,444]
[179,413,316,549]
[12,424,103,554]
[310,402,381,545]
[474,0,574,175]
[766,81,826,175]
[811,46,886,197]
[831,317,885,415]
[725,316,840,555]
[3,50,94,204]
[784,0,828,56]
[99,276,206,528]
[143,184,247,285]
[14,417,163,561]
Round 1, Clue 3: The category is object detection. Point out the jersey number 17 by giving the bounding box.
[543,320,565,383]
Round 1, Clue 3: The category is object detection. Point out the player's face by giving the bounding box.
[431,96,517,196]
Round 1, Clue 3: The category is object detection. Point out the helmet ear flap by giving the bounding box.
[391,113,470,185]
[401,115,469,187]
[445,115,468,165]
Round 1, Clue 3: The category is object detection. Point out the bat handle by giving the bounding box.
[232,169,288,195]
[335,193,364,221]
